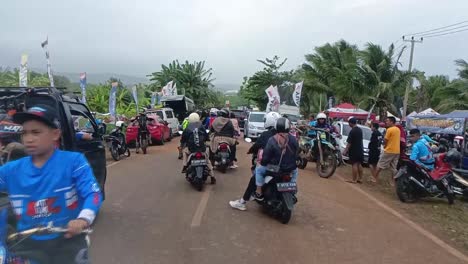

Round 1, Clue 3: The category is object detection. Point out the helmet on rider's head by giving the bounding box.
[445,149,462,165]
[275,117,291,133]
[218,108,230,118]
[115,121,125,128]
[316,112,327,120]
[264,112,281,129]
[188,113,200,123]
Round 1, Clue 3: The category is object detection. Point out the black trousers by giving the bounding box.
[11,234,90,264]
[231,144,237,162]
[242,175,257,201]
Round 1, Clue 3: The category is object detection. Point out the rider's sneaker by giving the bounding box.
[181,166,187,173]
[253,192,264,201]
[229,199,247,211]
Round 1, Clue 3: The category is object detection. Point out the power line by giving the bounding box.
[403,20,468,37]
[417,24,468,37]
[423,27,468,38]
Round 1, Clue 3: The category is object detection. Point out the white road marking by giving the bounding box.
[191,185,213,227]
[106,160,122,168]
[336,174,468,263]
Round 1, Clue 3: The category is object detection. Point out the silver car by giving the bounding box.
[244,112,266,138]
[333,121,372,164]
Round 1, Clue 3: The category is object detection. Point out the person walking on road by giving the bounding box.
[342,117,363,183]
[368,122,382,182]
[374,116,400,183]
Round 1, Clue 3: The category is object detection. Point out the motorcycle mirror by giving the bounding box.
[178,131,183,135]
[244,138,252,143]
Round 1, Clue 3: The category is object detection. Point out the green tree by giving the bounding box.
[432,59,468,112]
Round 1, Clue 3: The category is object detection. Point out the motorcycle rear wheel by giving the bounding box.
[125,147,131,157]
[141,138,148,154]
[396,175,418,203]
[279,204,292,224]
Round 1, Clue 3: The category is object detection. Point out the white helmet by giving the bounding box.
[188,113,200,123]
[115,121,125,128]
[316,112,327,119]
[264,112,282,129]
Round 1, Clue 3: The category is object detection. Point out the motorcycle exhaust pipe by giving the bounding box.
[409,176,426,190]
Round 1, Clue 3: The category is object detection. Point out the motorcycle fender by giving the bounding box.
[195,166,204,179]
[281,192,295,211]
[265,176,273,184]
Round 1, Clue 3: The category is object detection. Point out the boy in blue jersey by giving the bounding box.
[0,104,102,263]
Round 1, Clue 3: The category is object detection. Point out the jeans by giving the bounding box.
[255,166,298,187]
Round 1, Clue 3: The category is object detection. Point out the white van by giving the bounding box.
[149,108,179,135]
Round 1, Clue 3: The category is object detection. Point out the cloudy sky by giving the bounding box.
[1,0,467,85]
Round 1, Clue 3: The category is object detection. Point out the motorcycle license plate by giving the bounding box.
[191,160,207,166]
[276,182,297,192]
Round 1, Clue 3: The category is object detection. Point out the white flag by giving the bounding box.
[171,83,177,95]
[292,81,303,107]
[19,54,28,87]
[265,85,280,112]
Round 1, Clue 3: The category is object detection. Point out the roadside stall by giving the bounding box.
[327,103,376,121]
[407,110,468,169]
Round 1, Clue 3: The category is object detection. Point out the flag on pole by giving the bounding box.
[41,37,54,87]
[19,54,28,87]
[292,81,303,107]
[109,82,118,119]
[80,73,87,104]
[265,85,280,112]
[131,85,139,113]
[169,83,177,95]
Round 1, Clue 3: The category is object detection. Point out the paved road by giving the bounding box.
[91,139,467,264]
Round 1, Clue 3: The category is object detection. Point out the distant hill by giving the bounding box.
[214,83,241,92]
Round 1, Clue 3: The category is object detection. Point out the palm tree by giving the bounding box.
[432,59,468,112]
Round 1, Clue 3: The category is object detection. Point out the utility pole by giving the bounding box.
[402,36,423,123]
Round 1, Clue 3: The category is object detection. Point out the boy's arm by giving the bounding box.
[72,154,102,225]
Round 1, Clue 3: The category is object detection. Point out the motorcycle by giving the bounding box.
[0,213,92,264]
[441,149,468,199]
[395,155,454,204]
[186,151,214,191]
[257,164,297,224]
[104,128,130,161]
[211,141,233,173]
[136,128,149,154]
[296,127,337,178]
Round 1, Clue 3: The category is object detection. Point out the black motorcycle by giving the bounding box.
[395,156,454,204]
[257,166,297,224]
[212,141,233,173]
[104,128,130,161]
[186,151,213,191]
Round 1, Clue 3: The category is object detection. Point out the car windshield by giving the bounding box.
[249,113,265,122]
[155,111,164,120]
[342,123,372,140]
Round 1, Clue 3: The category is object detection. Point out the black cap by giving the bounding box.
[13,104,60,129]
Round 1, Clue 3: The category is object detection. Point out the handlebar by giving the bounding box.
[8,222,92,241]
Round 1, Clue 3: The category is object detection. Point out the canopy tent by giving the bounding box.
[418,108,439,116]
[327,103,376,120]
[407,111,418,117]
[376,111,400,122]
[447,110,468,119]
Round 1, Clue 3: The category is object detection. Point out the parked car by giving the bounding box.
[230,109,247,130]
[126,114,172,145]
[244,112,266,138]
[333,121,372,164]
[147,108,179,136]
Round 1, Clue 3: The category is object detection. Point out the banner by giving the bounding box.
[157,92,162,105]
[109,82,118,119]
[19,54,28,87]
[265,85,280,112]
[80,73,87,104]
[407,116,465,135]
[169,83,177,96]
[292,81,303,107]
[41,37,54,87]
[131,85,139,112]
[151,92,157,108]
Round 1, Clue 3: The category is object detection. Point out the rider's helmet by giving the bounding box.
[275,117,291,133]
[445,148,462,165]
[115,121,125,128]
[264,112,281,129]
[188,113,200,123]
[218,108,230,118]
[316,112,327,121]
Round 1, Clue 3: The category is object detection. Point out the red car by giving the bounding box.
[126,114,172,145]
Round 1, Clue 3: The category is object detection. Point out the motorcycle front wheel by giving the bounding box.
[296,157,308,169]
[279,203,292,224]
[316,149,337,178]
[110,146,120,161]
[141,137,148,154]
[396,175,418,203]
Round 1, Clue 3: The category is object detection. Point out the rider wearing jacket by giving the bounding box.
[210,109,237,168]
[180,113,215,180]
[229,112,282,211]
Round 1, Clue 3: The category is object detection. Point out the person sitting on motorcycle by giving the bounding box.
[210,108,238,168]
[409,129,435,171]
[0,104,102,263]
[182,116,189,131]
[207,110,217,129]
[180,113,215,182]
[134,111,149,152]
[229,112,281,211]
[254,117,299,201]
[312,112,338,134]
